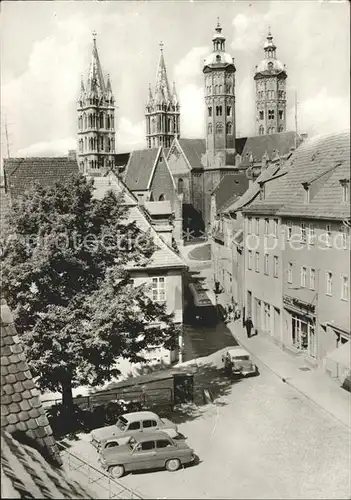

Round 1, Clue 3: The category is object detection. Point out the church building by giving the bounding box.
[145,43,180,149]
[77,34,116,176]
[254,30,287,135]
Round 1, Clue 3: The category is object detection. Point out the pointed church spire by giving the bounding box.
[87,31,106,95]
[154,41,172,104]
[172,81,179,106]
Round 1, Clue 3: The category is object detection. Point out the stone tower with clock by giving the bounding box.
[203,20,236,168]
[254,30,287,135]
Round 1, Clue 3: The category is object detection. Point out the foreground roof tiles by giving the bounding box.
[1,431,94,499]
[1,300,62,466]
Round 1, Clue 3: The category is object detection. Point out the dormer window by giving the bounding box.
[216,55,221,63]
[340,179,350,204]
[302,182,310,203]
[259,183,265,200]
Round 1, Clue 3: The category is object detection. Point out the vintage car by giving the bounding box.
[222,347,259,377]
[91,411,178,450]
[99,431,196,478]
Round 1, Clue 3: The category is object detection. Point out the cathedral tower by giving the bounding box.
[77,33,115,176]
[203,20,236,167]
[254,30,287,135]
[145,43,180,149]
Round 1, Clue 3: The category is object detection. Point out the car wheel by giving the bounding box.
[166,458,181,472]
[108,465,125,478]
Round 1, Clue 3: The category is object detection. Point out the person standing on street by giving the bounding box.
[245,316,253,338]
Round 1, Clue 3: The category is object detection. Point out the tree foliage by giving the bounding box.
[1,174,177,410]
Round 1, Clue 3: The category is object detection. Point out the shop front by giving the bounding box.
[283,295,317,359]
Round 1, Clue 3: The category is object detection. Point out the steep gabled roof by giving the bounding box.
[177,139,206,170]
[223,162,282,214]
[3,157,79,199]
[243,131,350,219]
[124,148,160,191]
[1,300,62,466]
[213,173,250,213]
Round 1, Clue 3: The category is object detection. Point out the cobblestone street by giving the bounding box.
[67,355,351,499]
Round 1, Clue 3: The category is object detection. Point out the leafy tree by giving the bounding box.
[1,174,177,413]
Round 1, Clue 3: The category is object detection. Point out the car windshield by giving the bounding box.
[116,416,128,431]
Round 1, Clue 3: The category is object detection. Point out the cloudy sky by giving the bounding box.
[1,0,349,159]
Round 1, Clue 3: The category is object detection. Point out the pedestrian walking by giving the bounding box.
[227,304,233,322]
[245,316,253,338]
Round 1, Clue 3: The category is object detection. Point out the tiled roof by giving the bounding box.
[127,205,186,270]
[213,172,249,213]
[1,300,62,467]
[178,139,206,169]
[237,131,298,166]
[1,430,94,498]
[223,162,281,214]
[92,174,137,205]
[4,157,79,199]
[244,131,350,219]
[124,148,159,191]
[91,173,186,270]
[0,186,11,236]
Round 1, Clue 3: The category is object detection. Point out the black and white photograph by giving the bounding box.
[1,1,350,498]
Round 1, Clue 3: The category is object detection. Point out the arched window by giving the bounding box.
[226,122,232,134]
[84,114,87,129]
[100,113,104,128]
[216,55,221,63]
[219,85,222,93]
[268,62,273,71]
[208,123,212,134]
[107,115,110,129]
[159,194,165,201]
[259,125,264,136]
[259,110,264,120]
[215,85,218,94]
[178,178,184,194]
[208,107,212,117]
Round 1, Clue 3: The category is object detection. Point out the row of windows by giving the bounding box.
[257,90,285,100]
[248,251,279,277]
[78,136,115,153]
[208,106,232,117]
[79,158,115,171]
[258,110,284,120]
[78,113,114,131]
[206,84,233,95]
[288,265,349,300]
[148,116,179,135]
[208,122,233,135]
[247,217,350,249]
[286,221,349,248]
[258,125,284,135]
[147,136,173,148]
[247,217,279,237]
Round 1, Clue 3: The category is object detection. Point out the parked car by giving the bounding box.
[91,411,178,450]
[99,431,196,478]
[222,347,259,377]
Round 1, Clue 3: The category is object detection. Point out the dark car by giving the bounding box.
[99,430,196,478]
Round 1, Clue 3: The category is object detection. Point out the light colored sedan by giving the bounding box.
[222,347,259,377]
[99,431,196,478]
[91,411,178,450]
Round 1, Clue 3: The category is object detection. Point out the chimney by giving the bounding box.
[68,150,77,161]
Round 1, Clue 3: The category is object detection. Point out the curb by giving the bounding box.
[227,322,351,431]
